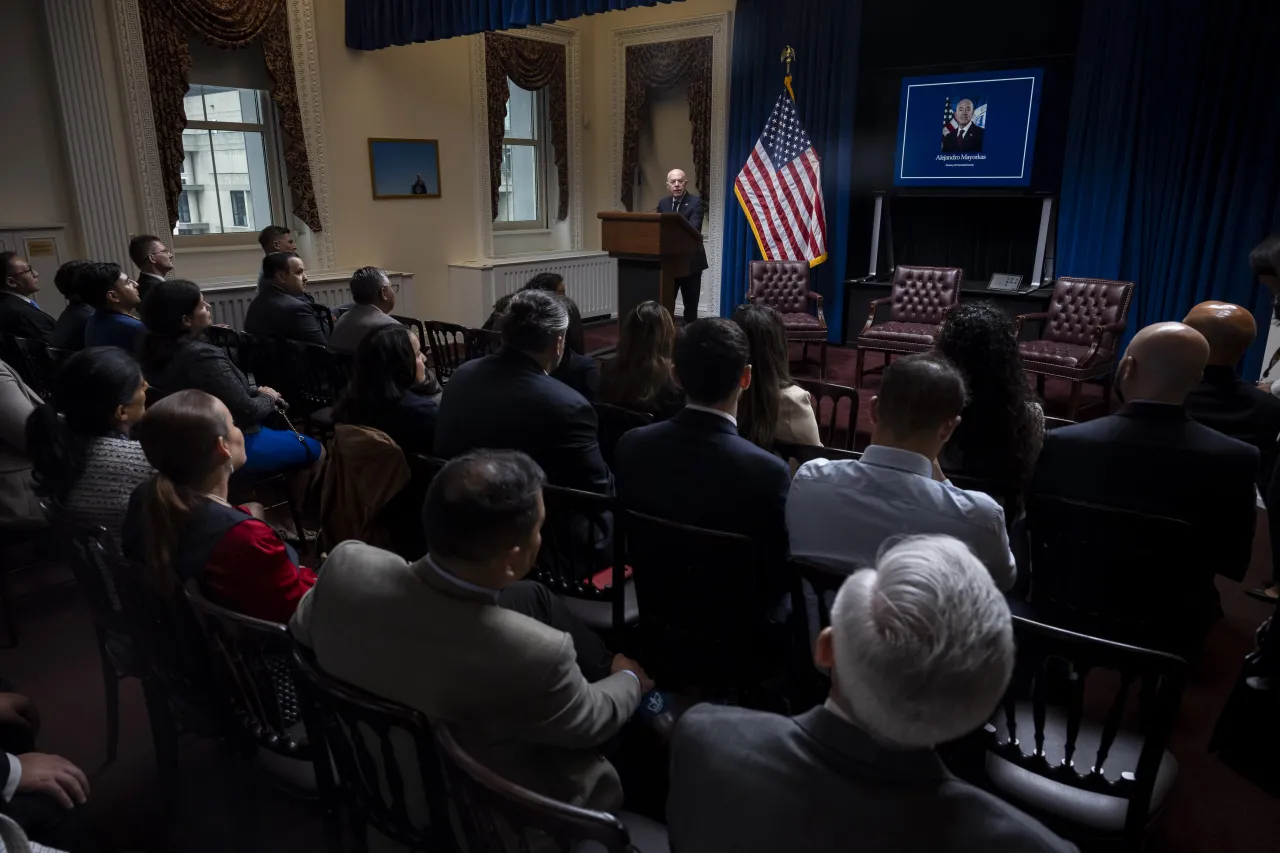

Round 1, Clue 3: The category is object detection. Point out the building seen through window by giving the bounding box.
[497,79,545,226]
[178,85,274,237]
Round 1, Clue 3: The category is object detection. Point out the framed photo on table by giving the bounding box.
[368,138,442,199]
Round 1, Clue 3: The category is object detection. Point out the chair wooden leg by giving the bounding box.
[819,341,828,379]
[854,348,865,389]
[1067,380,1083,420]
[97,632,119,765]
[142,678,180,816]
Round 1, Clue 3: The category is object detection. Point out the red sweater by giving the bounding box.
[200,508,316,624]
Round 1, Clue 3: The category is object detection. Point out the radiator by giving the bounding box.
[448,252,618,328]
[202,270,414,330]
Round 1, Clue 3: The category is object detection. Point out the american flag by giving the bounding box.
[943,96,958,137]
[733,90,827,266]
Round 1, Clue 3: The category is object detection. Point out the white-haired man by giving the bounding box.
[666,535,1077,853]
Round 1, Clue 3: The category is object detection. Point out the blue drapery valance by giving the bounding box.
[1057,0,1280,376]
[347,0,685,49]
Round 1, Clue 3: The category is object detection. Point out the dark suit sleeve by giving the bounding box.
[291,301,329,345]
[561,398,614,496]
[1216,445,1260,582]
[685,196,705,232]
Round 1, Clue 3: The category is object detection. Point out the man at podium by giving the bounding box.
[656,168,708,324]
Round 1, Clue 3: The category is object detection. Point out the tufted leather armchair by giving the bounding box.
[748,260,828,377]
[853,265,963,387]
[1015,277,1134,419]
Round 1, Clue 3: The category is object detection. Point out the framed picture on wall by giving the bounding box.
[368,138,442,199]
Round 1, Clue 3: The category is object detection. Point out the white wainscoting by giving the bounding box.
[202,270,415,330]
[0,225,69,319]
[447,251,617,328]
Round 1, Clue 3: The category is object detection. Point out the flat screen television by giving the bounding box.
[893,68,1043,187]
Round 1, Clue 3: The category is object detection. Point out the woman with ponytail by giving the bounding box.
[25,347,150,549]
[121,390,315,623]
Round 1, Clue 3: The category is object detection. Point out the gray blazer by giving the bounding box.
[668,704,1078,853]
[0,361,43,527]
[328,304,401,354]
[290,542,641,810]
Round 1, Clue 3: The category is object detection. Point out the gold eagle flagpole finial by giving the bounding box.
[781,46,796,100]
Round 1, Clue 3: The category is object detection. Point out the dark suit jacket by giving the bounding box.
[1030,401,1258,583]
[0,293,55,343]
[50,303,93,351]
[137,272,166,304]
[243,286,329,346]
[942,123,985,152]
[434,347,612,495]
[614,408,790,554]
[552,350,599,402]
[668,704,1077,853]
[657,193,708,274]
[1185,365,1280,488]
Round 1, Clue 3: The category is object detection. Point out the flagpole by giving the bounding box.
[781,45,795,101]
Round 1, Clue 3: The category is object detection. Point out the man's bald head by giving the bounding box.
[1117,322,1210,405]
[1182,301,1256,366]
[666,169,687,199]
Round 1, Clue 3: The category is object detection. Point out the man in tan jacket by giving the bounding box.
[291,449,649,810]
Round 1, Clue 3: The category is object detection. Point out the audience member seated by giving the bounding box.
[49,261,92,352]
[0,359,42,528]
[598,300,684,420]
[128,234,174,303]
[81,263,144,353]
[122,390,316,623]
[483,272,587,355]
[0,687,94,852]
[141,280,323,479]
[255,225,298,290]
[0,252,55,343]
[733,304,820,449]
[615,318,791,556]
[334,325,440,454]
[667,535,1076,853]
[26,347,151,551]
[1182,300,1280,488]
[549,301,601,402]
[244,252,328,346]
[328,266,402,354]
[291,450,649,811]
[1032,322,1257,621]
[788,352,1016,588]
[435,290,611,494]
[935,302,1044,510]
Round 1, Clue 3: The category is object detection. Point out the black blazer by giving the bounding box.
[614,407,790,554]
[136,272,166,304]
[1030,401,1258,583]
[434,347,612,495]
[942,123,985,152]
[243,286,329,346]
[0,293,55,343]
[1184,365,1280,488]
[657,194,708,274]
[552,350,599,402]
[50,303,93,351]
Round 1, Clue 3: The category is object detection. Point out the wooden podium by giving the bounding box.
[598,212,704,322]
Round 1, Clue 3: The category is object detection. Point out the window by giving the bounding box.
[176,84,283,240]
[496,79,548,228]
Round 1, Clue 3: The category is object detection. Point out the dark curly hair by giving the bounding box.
[934,302,1041,491]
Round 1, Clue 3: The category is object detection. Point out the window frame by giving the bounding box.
[494,80,551,232]
[174,88,291,249]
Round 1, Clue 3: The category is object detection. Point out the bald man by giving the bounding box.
[1182,302,1280,488]
[1030,322,1259,641]
[656,168,707,324]
[942,99,985,153]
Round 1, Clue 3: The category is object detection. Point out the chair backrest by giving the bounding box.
[273,337,340,418]
[1043,278,1134,348]
[947,471,1018,514]
[40,501,126,628]
[205,326,245,372]
[0,334,56,399]
[238,332,281,390]
[793,378,860,450]
[392,315,427,352]
[592,402,653,469]
[774,442,861,468]
[291,645,454,851]
[534,485,626,630]
[329,350,355,396]
[988,616,1187,843]
[424,321,472,382]
[1043,415,1076,431]
[789,557,848,634]
[435,724,633,853]
[888,265,963,325]
[1026,494,1201,655]
[467,327,502,359]
[46,346,75,368]
[748,260,811,313]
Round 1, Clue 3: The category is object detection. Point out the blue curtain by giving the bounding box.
[1057,0,1280,375]
[719,0,861,342]
[347,0,684,49]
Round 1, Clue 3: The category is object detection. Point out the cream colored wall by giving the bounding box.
[634,82,698,212]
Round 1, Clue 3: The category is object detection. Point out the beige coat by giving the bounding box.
[776,382,822,446]
[290,542,641,811]
[0,361,43,528]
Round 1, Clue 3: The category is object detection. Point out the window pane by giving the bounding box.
[497,143,539,223]
[175,129,271,236]
[183,84,262,125]
[505,79,537,140]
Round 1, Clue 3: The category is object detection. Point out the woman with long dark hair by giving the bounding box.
[25,347,150,549]
[934,301,1044,498]
[333,325,439,453]
[733,304,820,450]
[598,301,684,419]
[121,390,315,622]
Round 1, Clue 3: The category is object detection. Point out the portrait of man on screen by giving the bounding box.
[941,97,985,153]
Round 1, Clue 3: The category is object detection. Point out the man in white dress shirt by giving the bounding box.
[787,351,1016,589]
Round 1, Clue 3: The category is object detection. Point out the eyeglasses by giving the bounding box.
[384,282,400,294]
[10,267,35,277]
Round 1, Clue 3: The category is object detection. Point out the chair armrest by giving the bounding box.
[860,297,893,336]
[1014,311,1049,337]
[1091,321,1128,340]
[805,291,826,327]
[1080,321,1129,368]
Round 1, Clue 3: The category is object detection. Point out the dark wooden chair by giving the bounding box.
[238,332,280,390]
[787,557,850,709]
[392,314,427,352]
[424,321,472,383]
[292,644,453,853]
[273,338,342,438]
[748,260,828,377]
[1043,415,1076,431]
[984,616,1186,850]
[947,471,1021,517]
[0,333,57,399]
[592,403,653,469]
[854,265,963,387]
[1025,495,1204,657]
[793,378,860,450]
[467,327,502,359]
[534,485,632,634]
[46,346,75,368]
[1015,277,1134,419]
[774,442,861,469]
[435,724,665,853]
[205,325,246,372]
